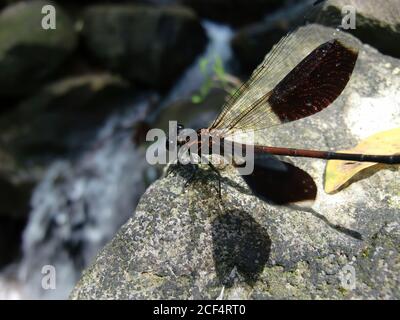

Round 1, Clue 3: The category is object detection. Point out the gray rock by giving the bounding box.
[82,5,207,90]
[70,25,400,299]
[0,1,77,98]
[316,0,400,58]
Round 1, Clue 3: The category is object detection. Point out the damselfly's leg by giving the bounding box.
[165,156,182,177]
[184,163,199,187]
[166,153,197,185]
[165,164,175,177]
[207,162,222,198]
[183,152,201,187]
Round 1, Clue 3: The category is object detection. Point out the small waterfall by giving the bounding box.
[18,100,151,299]
[8,21,233,299]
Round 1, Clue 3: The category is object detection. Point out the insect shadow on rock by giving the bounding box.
[211,209,271,287]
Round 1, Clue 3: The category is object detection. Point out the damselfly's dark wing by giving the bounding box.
[209,24,360,139]
[241,155,317,205]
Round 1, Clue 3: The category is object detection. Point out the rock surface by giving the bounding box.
[317,0,400,58]
[82,4,207,89]
[0,1,77,98]
[71,25,400,299]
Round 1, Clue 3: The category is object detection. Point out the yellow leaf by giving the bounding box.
[324,128,400,194]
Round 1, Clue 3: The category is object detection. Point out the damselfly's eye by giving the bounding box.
[177,124,184,133]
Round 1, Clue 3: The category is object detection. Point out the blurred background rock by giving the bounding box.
[0,0,399,299]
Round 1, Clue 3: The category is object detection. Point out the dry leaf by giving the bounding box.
[324,128,400,194]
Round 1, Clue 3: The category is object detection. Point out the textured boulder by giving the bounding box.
[82,5,207,90]
[71,25,400,299]
[316,0,400,58]
[0,1,77,98]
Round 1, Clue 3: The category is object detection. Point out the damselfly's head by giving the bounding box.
[165,123,185,151]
